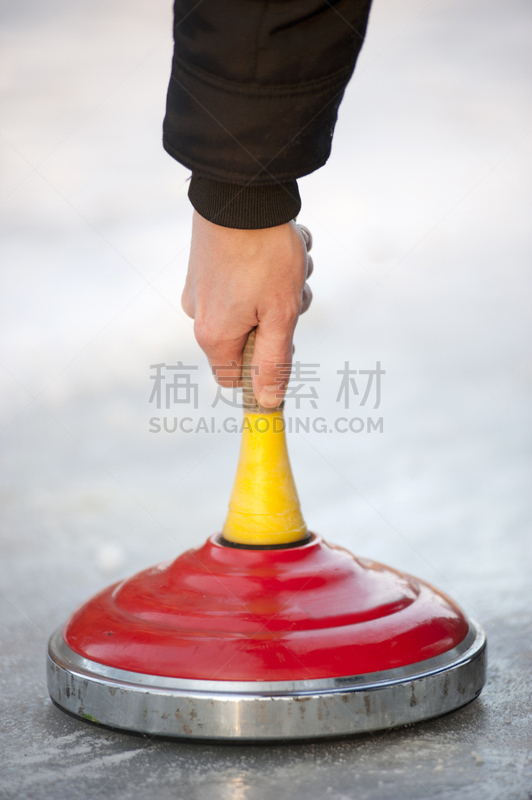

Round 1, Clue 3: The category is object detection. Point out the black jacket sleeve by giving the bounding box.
[163,0,372,228]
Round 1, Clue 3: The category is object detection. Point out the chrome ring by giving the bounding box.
[47,622,486,740]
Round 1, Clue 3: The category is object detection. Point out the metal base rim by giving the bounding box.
[47,622,486,740]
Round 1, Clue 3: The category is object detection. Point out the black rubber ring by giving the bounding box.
[219,534,313,551]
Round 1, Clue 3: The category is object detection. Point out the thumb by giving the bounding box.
[252,316,296,408]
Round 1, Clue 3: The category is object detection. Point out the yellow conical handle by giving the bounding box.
[222,330,308,546]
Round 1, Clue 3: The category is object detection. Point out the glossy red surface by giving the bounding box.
[65,535,469,681]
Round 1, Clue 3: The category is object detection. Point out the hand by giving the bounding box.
[182,211,313,407]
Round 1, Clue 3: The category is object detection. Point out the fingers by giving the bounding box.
[194,322,249,387]
[184,287,247,387]
[298,224,313,252]
[181,285,195,318]
[297,224,313,306]
[301,283,312,314]
[252,313,298,408]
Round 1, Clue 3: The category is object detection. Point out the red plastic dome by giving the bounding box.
[65,535,469,682]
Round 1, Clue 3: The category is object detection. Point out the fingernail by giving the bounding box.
[258,385,283,407]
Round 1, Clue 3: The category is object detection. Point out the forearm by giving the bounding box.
[164,0,373,228]
[169,1,372,400]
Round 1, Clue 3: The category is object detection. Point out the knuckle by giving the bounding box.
[181,290,195,319]
[194,319,221,349]
[260,357,283,372]
[271,302,300,326]
[298,224,313,251]
[258,357,291,380]
[300,284,313,314]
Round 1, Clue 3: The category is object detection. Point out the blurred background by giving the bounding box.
[1,0,531,797]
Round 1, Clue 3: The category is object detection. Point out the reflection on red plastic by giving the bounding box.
[65,535,469,681]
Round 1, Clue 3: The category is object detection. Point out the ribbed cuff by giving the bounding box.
[188,174,301,230]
